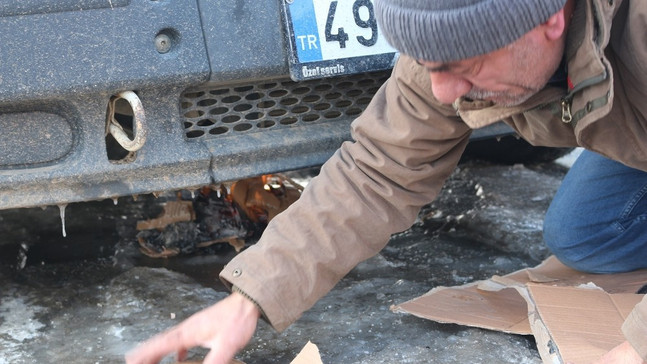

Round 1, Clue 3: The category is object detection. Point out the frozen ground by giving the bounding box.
[0,154,576,363]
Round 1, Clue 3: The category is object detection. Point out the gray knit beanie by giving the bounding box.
[375,0,567,62]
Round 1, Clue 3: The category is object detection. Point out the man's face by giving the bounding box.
[419,30,564,107]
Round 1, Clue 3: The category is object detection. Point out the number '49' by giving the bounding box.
[325,0,378,49]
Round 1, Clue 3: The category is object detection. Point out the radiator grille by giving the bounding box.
[180,70,391,141]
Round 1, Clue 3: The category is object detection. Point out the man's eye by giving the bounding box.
[468,62,484,76]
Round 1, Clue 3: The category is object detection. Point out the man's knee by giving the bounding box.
[543,207,599,273]
[544,209,647,273]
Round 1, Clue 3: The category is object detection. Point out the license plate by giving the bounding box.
[282,0,398,81]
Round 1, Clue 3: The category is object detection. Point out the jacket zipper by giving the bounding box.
[561,98,573,123]
[559,68,608,124]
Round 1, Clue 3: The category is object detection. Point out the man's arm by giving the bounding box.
[125,55,471,362]
[219,55,471,331]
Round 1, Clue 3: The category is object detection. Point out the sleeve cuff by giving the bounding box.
[231,284,267,320]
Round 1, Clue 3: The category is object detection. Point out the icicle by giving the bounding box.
[17,243,28,270]
[216,189,221,198]
[190,190,195,199]
[112,197,118,206]
[58,204,67,237]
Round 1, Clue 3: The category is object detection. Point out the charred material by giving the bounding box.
[136,176,302,258]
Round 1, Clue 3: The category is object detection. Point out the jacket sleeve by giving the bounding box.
[219,56,472,332]
[622,295,647,360]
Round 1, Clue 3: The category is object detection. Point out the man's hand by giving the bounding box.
[593,341,645,364]
[125,292,261,364]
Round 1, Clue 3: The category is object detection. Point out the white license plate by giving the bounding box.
[282,0,397,80]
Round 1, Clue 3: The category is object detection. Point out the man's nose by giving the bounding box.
[429,72,472,105]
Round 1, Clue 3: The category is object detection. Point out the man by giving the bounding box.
[126,0,647,363]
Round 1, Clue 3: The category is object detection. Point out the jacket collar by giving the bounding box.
[454,0,617,129]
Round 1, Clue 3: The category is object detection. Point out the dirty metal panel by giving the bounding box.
[204,120,352,183]
[0,0,130,17]
[197,0,289,81]
[0,89,213,210]
[0,111,74,168]
[0,0,209,103]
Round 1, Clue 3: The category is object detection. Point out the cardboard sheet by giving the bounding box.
[290,341,324,364]
[526,285,639,363]
[392,256,647,364]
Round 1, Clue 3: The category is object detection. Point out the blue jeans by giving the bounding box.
[544,150,647,273]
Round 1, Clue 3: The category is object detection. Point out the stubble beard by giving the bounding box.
[464,87,538,107]
[465,37,564,107]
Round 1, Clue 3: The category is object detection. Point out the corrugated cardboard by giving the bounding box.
[392,256,647,364]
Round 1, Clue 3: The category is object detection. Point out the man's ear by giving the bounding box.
[539,0,575,41]
[542,4,570,41]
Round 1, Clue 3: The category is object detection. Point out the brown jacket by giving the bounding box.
[221,0,647,357]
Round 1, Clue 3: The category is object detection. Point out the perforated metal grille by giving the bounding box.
[180,70,391,140]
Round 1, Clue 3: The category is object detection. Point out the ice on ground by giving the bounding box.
[0,296,45,342]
